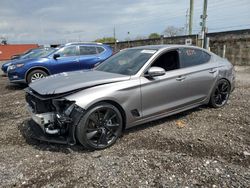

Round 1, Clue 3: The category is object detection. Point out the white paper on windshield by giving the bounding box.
[141,50,156,54]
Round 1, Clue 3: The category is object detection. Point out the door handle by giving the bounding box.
[209,69,217,73]
[176,76,186,81]
[74,59,80,63]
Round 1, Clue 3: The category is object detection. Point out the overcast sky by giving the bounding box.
[0,0,249,44]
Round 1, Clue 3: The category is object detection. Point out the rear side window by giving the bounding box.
[79,46,97,55]
[179,48,211,68]
[97,47,105,53]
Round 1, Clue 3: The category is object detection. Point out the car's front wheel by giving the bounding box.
[76,102,123,150]
[209,79,231,108]
[27,69,48,84]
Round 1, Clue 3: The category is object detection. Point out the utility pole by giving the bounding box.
[113,26,117,52]
[188,0,194,35]
[201,0,208,48]
[127,31,130,47]
[185,9,189,35]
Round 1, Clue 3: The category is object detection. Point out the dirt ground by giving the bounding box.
[0,66,249,187]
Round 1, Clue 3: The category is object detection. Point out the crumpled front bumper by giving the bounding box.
[27,104,68,144]
[28,120,69,144]
[26,103,85,145]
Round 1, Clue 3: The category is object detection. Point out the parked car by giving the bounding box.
[1,48,45,74]
[25,45,235,150]
[7,42,113,84]
[10,49,34,60]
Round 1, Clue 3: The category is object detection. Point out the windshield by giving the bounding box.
[96,49,156,75]
[20,48,56,59]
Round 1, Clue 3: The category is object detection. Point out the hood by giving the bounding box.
[3,58,22,67]
[11,57,47,65]
[29,70,130,95]
[2,61,12,67]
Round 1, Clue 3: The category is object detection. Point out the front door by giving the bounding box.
[51,46,81,74]
[140,50,188,118]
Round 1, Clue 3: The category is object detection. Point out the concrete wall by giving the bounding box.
[108,29,250,65]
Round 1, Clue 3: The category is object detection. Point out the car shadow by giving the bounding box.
[5,83,27,90]
[18,105,206,154]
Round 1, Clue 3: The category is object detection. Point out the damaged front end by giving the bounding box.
[25,87,85,145]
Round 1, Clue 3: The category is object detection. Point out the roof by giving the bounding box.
[129,44,210,53]
[65,42,103,46]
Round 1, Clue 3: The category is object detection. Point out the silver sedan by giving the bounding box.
[25,45,235,150]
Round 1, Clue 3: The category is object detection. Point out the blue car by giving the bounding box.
[7,43,113,84]
[1,48,47,74]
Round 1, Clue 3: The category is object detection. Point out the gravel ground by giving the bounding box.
[0,67,249,187]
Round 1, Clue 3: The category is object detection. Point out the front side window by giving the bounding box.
[96,49,156,75]
[150,50,180,71]
[56,46,78,57]
[179,48,211,68]
[79,46,97,55]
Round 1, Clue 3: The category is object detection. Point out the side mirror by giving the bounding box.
[53,54,60,59]
[146,67,165,77]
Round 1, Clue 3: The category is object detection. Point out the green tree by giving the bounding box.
[148,33,161,39]
[95,37,116,43]
[163,26,184,37]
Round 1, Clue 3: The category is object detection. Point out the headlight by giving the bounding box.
[7,65,16,71]
[7,63,24,71]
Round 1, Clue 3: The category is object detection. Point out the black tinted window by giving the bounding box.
[179,48,211,68]
[79,46,97,55]
[151,50,179,71]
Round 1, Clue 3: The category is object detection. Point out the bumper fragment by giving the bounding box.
[28,120,68,144]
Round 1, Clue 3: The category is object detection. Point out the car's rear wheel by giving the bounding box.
[209,79,231,108]
[76,102,123,150]
[27,69,48,84]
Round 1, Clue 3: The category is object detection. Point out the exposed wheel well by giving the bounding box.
[25,67,50,83]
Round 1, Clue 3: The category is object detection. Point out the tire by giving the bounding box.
[209,79,231,108]
[76,102,123,150]
[27,69,48,84]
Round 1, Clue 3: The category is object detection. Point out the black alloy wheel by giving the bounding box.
[210,79,231,108]
[77,103,123,150]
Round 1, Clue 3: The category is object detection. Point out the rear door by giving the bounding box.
[178,47,218,103]
[78,45,101,69]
